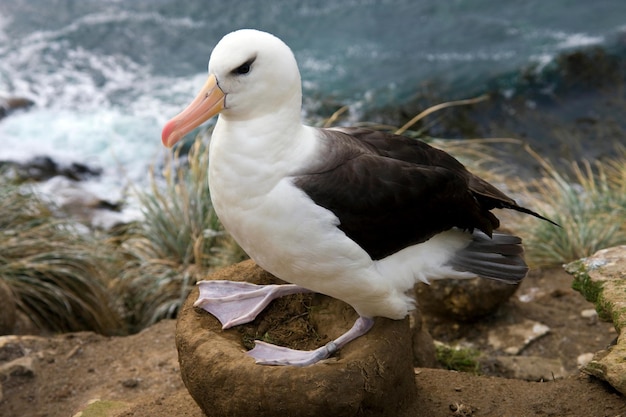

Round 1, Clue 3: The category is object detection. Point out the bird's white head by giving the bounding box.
[162,29,302,148]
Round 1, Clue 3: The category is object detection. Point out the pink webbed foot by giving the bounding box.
[247,316,375,366]
[193,280,311,329]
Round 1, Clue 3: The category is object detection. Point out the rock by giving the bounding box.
[0,338,24,362]
[580,309,598,319]
[489,356,566,381]
[580,308,599,325]
[0,95,34,120]
[121,378,140,388]
[34,176,138,230]
[0,356,36,387]
[3,156,102,182]
[487,319,551,355]
[176,260,418,417]
[565,246,626,395]
[0,156,138,231]
[577,353,595,369]
[415,277,519,321]
[0,281,16,335]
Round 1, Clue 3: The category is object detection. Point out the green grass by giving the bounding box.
[435,342,481,374]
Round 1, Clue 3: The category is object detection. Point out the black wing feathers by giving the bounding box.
[293,127,547,260]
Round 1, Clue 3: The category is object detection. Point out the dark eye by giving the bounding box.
[235,62,251,75]
[232,57,255,75]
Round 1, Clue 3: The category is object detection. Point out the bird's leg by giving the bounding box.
[247,316,375,366]
[194,280,312,329]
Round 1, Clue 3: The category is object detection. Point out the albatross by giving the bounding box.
[162,29,555,367]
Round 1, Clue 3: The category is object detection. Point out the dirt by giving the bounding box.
[0,267,624,417]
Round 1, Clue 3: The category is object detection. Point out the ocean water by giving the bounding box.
[1,0,625,201]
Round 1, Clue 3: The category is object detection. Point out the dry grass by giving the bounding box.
[0,176,122,334]
[0,135,247,334]
[512,146,626,267]
[115,137,245,330]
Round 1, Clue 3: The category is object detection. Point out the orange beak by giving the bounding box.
[161,74,225,147]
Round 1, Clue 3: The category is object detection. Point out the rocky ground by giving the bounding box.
[0,265,624,417]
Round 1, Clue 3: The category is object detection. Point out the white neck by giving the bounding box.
[208,109,317,201]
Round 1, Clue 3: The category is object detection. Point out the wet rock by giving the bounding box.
[489,356,566,381]
[565,246,626,395]
[3,156,102,182]
[0,95,34,120]
[34,176,138,230]
[415,277,519,321]
[176,260,418,417]
[1,158,137,231]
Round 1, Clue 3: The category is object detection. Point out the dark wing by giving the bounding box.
[328,127,557,223]
[293,127,507,260]
[330,127,519,208]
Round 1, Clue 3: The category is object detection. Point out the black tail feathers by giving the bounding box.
[449,231,528,283]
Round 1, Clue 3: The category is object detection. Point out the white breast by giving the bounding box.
[208,121,366,278]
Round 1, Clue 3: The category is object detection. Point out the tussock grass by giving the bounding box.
[0,135,247,335]
[509,146,626,267]
[116,137,245,330]
[0,177,122,334]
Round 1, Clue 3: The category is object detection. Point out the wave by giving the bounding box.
[2,0,626,198]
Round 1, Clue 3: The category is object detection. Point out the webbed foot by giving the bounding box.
[247,316,375,366]
[248,341,337,366]
[194,280,311,328]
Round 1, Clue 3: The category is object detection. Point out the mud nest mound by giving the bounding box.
[176,260,417,417]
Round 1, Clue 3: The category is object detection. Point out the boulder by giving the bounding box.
[0,96,34,120]
[565,246,626,395]
[176,260,418,417]
[33,176,138,231]
[415,277,519,321]
[3,156,102,182]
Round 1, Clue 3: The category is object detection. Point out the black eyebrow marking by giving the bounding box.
[231,55,257,75]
